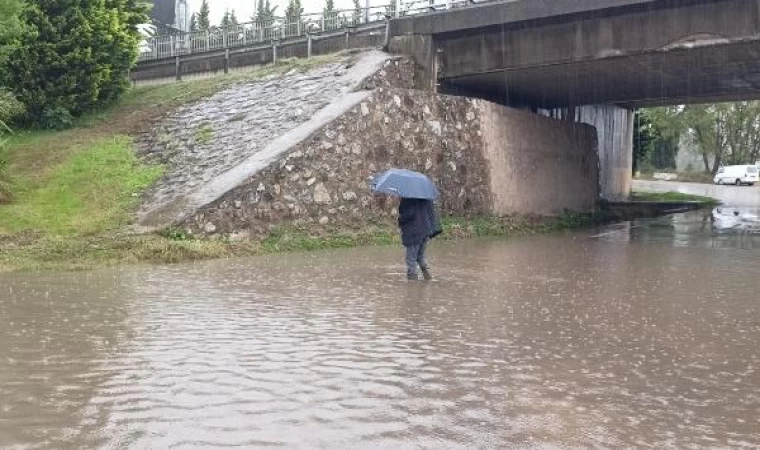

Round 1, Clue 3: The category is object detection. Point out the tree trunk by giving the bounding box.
[712,116,724,174]
[711,152,722,175]
[702,151,711,174]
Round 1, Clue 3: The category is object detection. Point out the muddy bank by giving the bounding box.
[0,213,603,272]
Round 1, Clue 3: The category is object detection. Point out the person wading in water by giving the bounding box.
[370,168,442,281]
[398,198,441,280]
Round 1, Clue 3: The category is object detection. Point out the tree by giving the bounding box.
[0,0,24,199]
[633,110,655,174]
[2,0,149,128]
[633,109,677,172]
[0,0,22,38]
[253,0,277,39]
[352,0,362,24]
[649,102,760,174]
[0,0,23,69]
[285,0,303,21]
[230,9,238,26]
[254,0,277,22]
[189,12,197,32]
[284,0,303,35]
[197,0,210,31]
[323,0,338,30]
[221,9,230,27]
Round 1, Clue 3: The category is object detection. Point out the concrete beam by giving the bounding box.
[443,38,760,108]
[436,0,760,107]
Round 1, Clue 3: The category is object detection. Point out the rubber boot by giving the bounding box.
[421,267,432,280]
[407,272,419,281]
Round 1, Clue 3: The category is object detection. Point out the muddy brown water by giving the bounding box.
[2,210,760,448]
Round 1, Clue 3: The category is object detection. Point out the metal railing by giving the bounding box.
[138,0,486,62]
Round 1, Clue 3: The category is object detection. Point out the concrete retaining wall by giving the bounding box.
[482,103,599,216]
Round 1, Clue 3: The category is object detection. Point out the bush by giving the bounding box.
[0,89,21,203]
[0,89,24,125]
[0,156,10,204]
[2,0,148,129]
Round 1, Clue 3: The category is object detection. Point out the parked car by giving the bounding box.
[713,165,759,186]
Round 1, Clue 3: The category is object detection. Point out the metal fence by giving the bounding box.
[138,0,486,62]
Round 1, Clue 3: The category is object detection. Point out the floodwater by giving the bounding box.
[3,210,760,448]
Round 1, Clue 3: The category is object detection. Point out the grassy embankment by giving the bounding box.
[630,190,720,205]
[0,214,607,272]
[0,53,719,272]
[0,55,351,271]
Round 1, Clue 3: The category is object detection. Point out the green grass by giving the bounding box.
[194,123,214,145]
[0,149,10,203]
[631,190,719,205]
[0,136,163,235]
[0,213,612,272]
[0,54,346,238]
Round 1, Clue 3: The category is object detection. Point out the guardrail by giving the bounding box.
[138,0,485,62]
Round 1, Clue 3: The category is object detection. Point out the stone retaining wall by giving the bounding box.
[136,53,413,228]
[182,87,493,237]
[180,87,600,238]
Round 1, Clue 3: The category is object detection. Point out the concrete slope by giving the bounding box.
[136,50,393,229]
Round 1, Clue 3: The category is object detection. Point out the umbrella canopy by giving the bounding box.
[370,169,440,200]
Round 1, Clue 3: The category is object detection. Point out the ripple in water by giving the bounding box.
[1,235,760,448]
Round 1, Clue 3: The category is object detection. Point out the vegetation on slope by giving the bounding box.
[0,56,342,268]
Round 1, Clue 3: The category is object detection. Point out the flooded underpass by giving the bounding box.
[3,209,760,448]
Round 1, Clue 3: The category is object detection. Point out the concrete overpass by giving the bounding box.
[389,0,760,200]
[389,0,760,108]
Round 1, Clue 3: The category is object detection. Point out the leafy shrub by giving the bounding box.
[0,89,24,125]
[1,0,148,129]
[0,89,20,203]
[0,157,10,203]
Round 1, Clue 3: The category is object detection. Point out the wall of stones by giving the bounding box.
[181,87,494,237]
[180,88,601,238]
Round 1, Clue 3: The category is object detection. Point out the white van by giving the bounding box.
[713,165,759,186]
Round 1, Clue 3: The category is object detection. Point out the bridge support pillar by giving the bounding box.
[577,105,633,202]
[543,105,633,201]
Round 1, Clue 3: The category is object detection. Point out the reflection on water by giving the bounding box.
[711,207,760,233]
[595,207,760,250]
[2,214,760,448]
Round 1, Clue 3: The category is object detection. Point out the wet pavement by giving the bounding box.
[3,210,760,448]
[633,179,760,207]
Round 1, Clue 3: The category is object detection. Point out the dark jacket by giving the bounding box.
[398,199,441,246]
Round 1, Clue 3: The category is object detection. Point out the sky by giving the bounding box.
[188,0,388,25]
